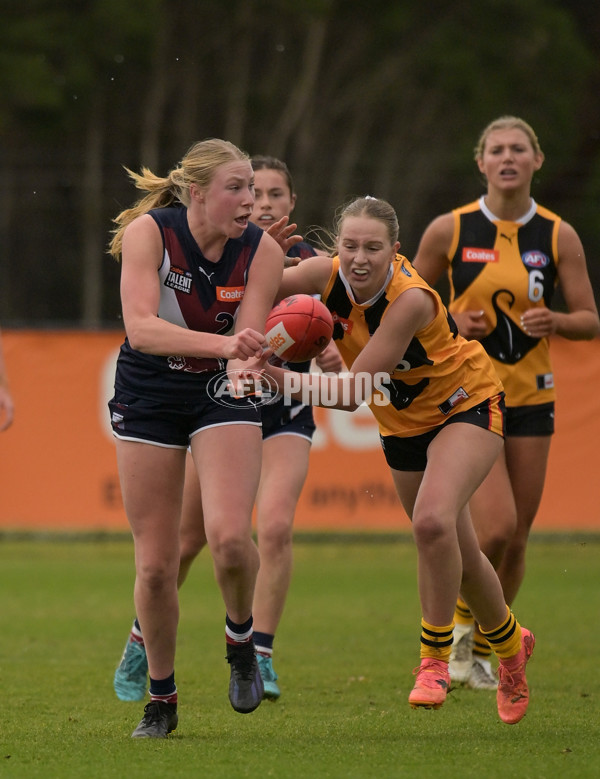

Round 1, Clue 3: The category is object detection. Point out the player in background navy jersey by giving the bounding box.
[113,155,343,706]
[413,116,599,689]
[108,139,284,738]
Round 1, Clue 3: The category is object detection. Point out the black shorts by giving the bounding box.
[262,402,316,442]
[109,390,261,448]
[505,402,554,437]
[380,394,506,472]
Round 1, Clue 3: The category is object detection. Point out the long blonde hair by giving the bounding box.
[108,138,249,260]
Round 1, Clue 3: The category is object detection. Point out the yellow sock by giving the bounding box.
[473,626,493,660]
[480,606,522,660]
[454,597,474,627]
[420,619,454,662]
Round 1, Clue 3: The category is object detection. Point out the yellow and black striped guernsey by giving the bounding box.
[321,255,503,438]
[446,197,560,407]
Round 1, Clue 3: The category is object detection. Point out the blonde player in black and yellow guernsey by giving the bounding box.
[260,196,535,724]
[413,116,599,690]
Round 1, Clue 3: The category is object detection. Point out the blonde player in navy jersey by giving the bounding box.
[112,156,343,709]
[413,116,599,689]
[258,195,535,724]
[108,139,285,738]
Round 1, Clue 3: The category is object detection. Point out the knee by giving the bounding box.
[480,525,514,568]
[412,509,451,547]
[476,510,517,566]
[503,532,529,564]
[258,516,293,552]
[210,530,251,571]
[136,558,177,593]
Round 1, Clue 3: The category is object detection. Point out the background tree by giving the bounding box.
[0,0,597,326]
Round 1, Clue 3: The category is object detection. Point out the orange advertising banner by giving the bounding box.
[0,330,598,532]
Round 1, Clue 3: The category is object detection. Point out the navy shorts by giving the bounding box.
[380,394,506,472]
[109,390,261,448]
[262,402,316,442]
[505,402,554,436]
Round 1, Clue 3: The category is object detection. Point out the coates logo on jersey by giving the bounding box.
[462,248,499,263]
[332,313,353,335]
[217,286,245,302]
[522,251,549,269]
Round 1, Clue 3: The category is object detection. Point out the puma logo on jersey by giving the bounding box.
[462,248,499,263]
[197,266,216,283]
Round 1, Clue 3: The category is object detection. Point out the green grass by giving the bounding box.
[0,535,598,778]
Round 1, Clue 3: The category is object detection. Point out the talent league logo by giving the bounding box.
[164,266,193,293]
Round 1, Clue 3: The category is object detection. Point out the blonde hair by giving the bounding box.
[315,196,400,255]
[336,195,399,246]
[108,138,249,260]
[474,115,543,160]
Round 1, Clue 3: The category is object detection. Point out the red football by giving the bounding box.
[265,294,334,363]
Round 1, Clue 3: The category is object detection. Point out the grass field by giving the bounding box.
[0,534,598,778]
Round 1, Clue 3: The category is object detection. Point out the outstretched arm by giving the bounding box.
[262,287,436,411]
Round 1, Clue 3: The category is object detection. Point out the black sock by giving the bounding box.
[253,631,274,655]
[225,614,253,644]
[149,671,177,704]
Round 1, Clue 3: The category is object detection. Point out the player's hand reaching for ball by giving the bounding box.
[227,347,275,399]
[223,328,267,360]
[315,341,344,374]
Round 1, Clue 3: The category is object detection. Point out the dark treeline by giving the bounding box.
[1,0,599,327]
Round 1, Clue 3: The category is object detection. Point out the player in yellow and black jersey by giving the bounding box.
[321,253,503,439]
[413,116,599,690]
[262,195,535,724]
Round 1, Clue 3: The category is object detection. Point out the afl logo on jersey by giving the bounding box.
[522,251,549,269]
